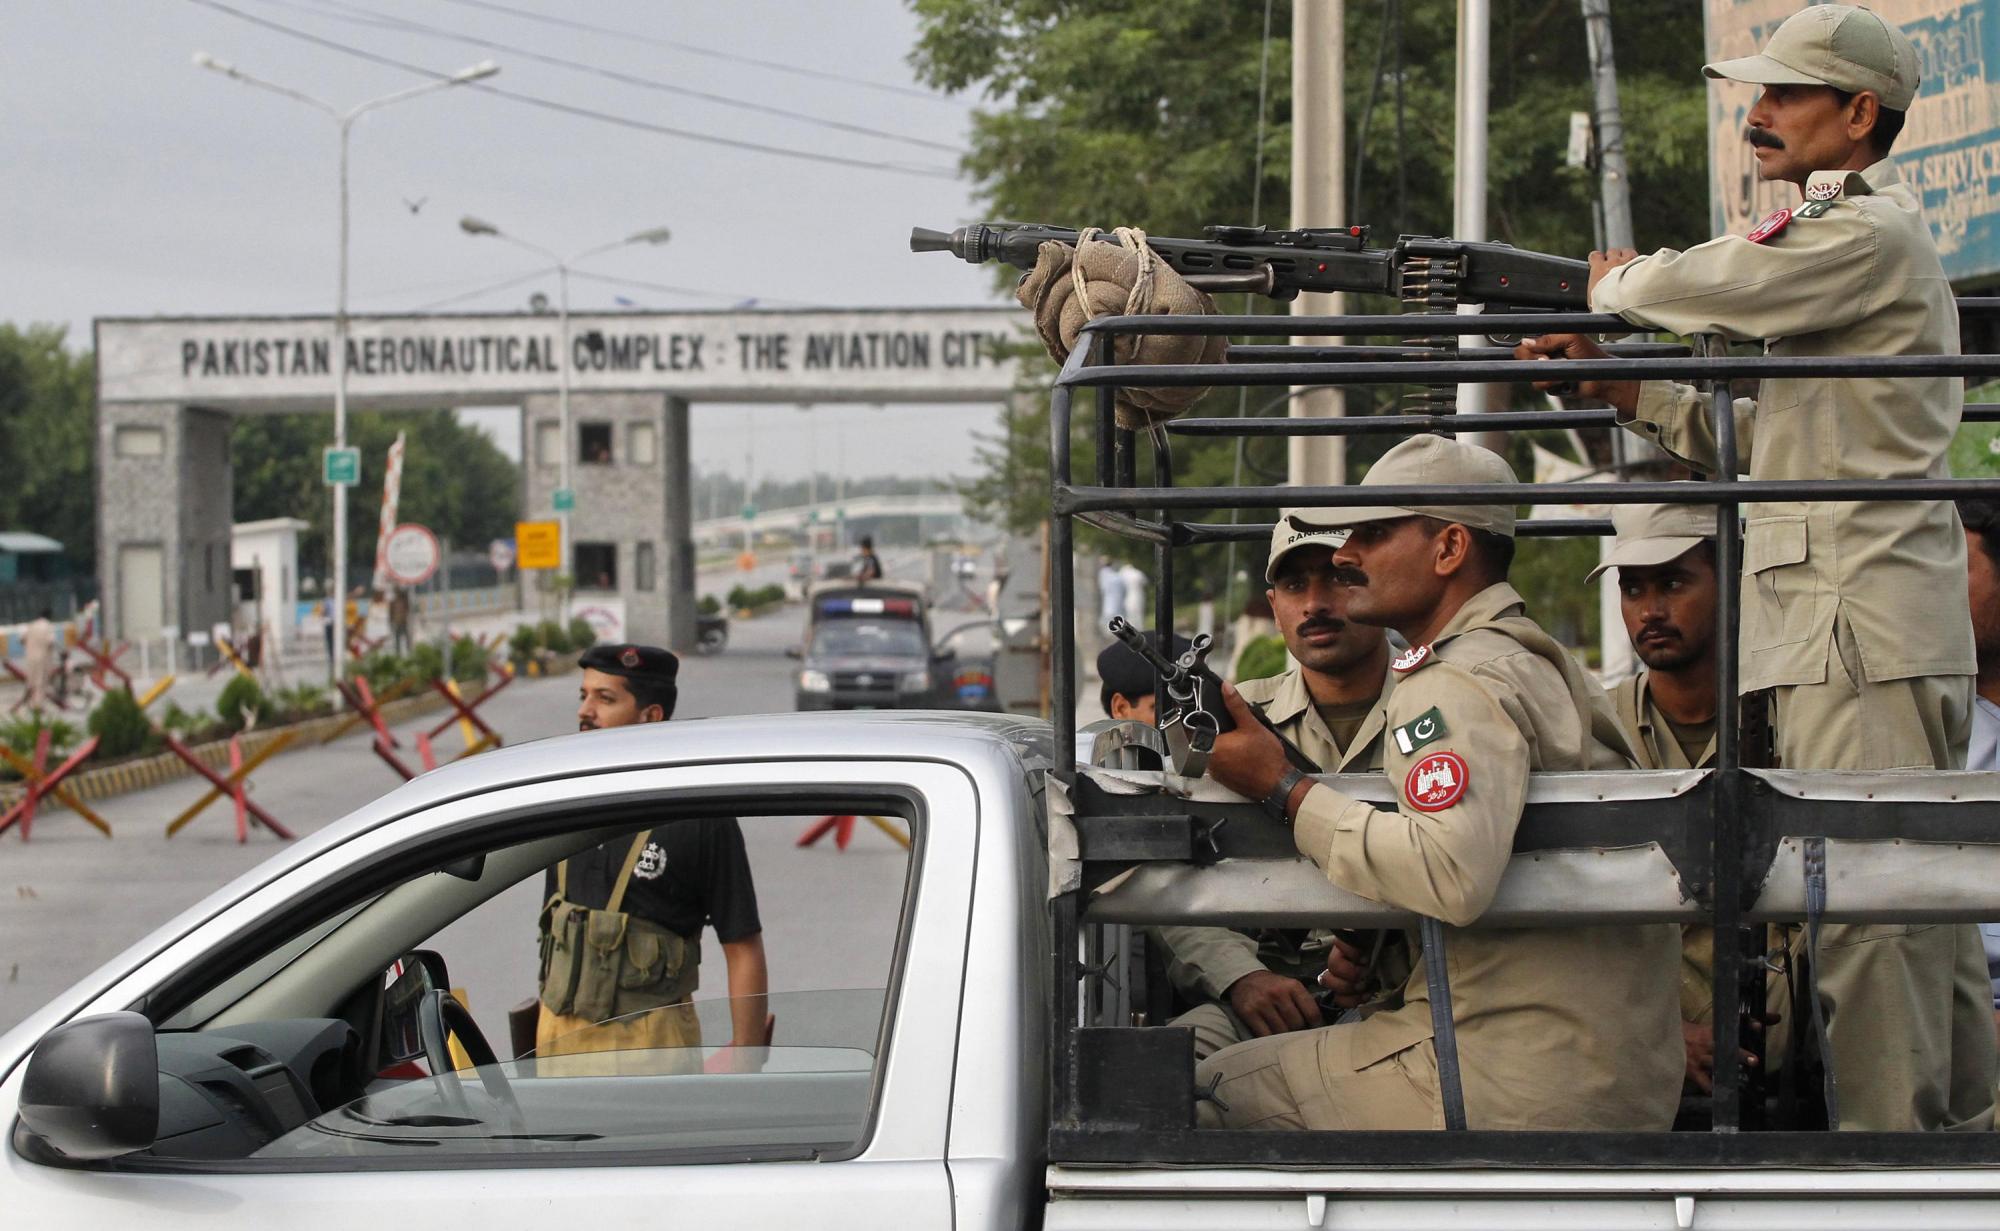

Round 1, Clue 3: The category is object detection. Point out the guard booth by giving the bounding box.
[1044,303,2000,1165]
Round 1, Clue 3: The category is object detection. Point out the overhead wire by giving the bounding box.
[430,0,969,107]
[265,0,959,153]
[183,0,959,179]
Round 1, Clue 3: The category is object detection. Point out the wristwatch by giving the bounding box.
[1263,765,1308,823]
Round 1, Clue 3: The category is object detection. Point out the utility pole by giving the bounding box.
[1288,0,1346,488]
[1582,0,1638,682]
[1582,0,1635,251]
[1453,0,1496,448]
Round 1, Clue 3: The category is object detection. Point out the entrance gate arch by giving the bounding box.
[94,306,1024,651]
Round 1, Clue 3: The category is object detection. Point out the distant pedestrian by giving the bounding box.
[22,609,55,713]
[1096,556,1125,630]
[1119,560,1148,627]
[388,586,412,655]
[853,535,885,583]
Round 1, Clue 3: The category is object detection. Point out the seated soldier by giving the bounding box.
[1199,435,1681,1131]
[1147,518,1398,1059]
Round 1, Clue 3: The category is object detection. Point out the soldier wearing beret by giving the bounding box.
[1517,5,1993,1130]
[1196,435,1680,1131]
[535,644,770,1068]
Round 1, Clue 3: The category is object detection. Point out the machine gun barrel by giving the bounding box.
[1106,616,1321,777]
[912,221,1590,310]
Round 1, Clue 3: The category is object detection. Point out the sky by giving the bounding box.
[0,0,1011,483]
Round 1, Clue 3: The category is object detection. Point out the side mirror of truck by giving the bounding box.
[18,1012,160,1160]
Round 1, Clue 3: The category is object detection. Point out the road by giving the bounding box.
[0,549,933,1036]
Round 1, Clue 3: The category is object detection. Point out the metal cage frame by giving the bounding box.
[1044,302,2000,1168]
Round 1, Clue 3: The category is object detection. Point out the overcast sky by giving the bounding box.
[0,0,1011,482]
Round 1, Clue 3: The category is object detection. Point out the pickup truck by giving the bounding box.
[9,295,2000,1228]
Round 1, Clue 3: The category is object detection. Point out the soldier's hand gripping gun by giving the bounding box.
[1107,616,1322,782]
[912,222,1590,312]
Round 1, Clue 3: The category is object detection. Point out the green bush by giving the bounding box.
[754,583,785,606]
[568,616,598,651]
[450,636,490,683]
[508,624,539,665]
[726,583,785,610]
[271,683,330,721]
[1232,634,1289,684]
[157,701,201,735]
[353,651,409,695]
[697,594,722,616]
[537,619,572,654]
[87,688,157,760]
[408,641,446,683]
[1,713,80,755]
[726,584,750,610]
[215,674,270,731]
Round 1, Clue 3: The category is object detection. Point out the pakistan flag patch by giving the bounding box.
[1392,707,1448,756]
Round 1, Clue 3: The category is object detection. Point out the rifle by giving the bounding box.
[911,222,1590,312]
[1107,616,1320,783]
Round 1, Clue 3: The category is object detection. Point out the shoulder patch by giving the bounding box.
[1746,208,1792,245]
[1391,643,1433,674]
[1392,706,1448,756]
[1796,199,1833,219]
[1404,751,1469,812]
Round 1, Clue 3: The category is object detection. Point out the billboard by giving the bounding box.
[1708,1,2000,285]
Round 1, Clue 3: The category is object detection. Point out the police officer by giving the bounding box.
[1196,435,1680,1130]
[1516,5,1993,1131]
[1150,520,1394,1059]
[536,644,770,1067]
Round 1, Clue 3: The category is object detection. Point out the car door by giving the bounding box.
[0,757,975,1231]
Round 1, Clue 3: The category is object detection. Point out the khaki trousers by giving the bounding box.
[1169,1003,1253,1063]
[532,1001,702,1076]
[1194,1025,1441,1131]
[1771,614,1991,1131]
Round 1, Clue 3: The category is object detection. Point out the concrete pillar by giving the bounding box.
[524,391,670,644]
[97,402,233,647]
[663,397,696,654]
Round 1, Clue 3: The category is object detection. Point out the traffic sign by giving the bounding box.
[741,503,757,520]
[553,487,575,512]
[515,520,562,570]
[488,538,516,573]
[381,523,441,587]
[323,446,361,486]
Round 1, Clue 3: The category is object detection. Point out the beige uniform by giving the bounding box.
[1196,585,1683,1131]
[1593,160,1991,1130]
[1153,664,1391,1058]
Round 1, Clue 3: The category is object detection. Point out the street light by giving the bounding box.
[456,217,672,613]
[194,52,499,683]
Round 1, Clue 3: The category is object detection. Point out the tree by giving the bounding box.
[911,0,1712,650]
[232,411,520,581]
[0,325,95,572]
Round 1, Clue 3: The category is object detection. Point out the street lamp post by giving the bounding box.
[194,52,499,683]
[457,219,672,619]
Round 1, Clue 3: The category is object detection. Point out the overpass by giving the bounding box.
[692,493,975,545]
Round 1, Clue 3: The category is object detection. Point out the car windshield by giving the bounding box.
[811,620,927,658]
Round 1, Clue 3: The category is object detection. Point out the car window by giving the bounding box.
[95,806,916,1170]
[810,621,928,658]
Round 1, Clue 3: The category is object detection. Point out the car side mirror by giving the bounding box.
[19,1011,160,1160]
[785,646,802,659]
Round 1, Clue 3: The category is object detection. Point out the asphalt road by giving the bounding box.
[0,549,931,1037]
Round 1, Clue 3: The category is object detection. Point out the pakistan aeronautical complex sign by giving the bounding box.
[1707,1,2000,284]
[93,307,1022,408]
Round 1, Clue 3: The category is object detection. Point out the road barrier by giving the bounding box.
[0,730,108,840]
[162,731,298,842]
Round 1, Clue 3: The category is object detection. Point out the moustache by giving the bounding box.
[578,719,597,731]
[1745,125,1785,150]
[1637,623,1682,643]
[1298,618,1346,638]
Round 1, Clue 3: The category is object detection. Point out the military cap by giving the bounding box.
[1585,502,1718,582]
[1288,434,1519,538]
[1265,511,1350,582]
[1705,4,1920,112]
[578,643,680,686]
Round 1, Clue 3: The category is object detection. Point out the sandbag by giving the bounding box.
[1014,226,1227,430]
